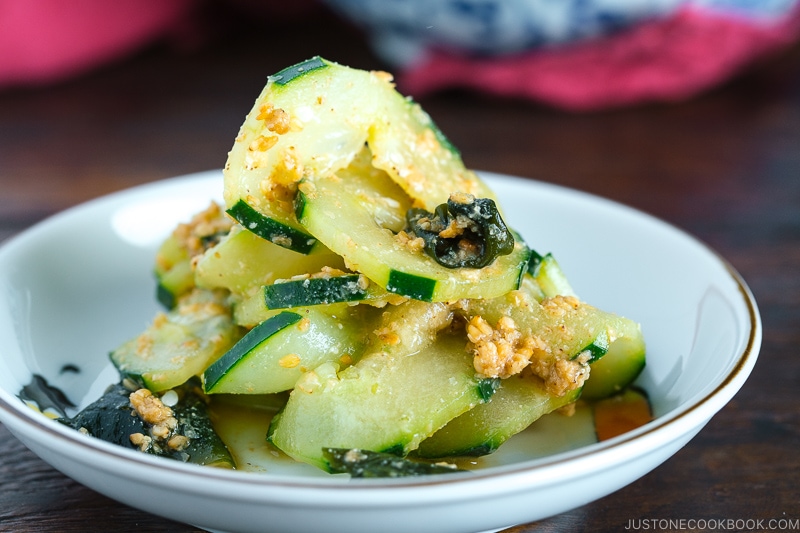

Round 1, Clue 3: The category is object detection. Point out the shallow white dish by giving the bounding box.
[0,170,761,533]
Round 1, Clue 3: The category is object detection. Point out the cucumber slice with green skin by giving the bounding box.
[520,253,646,398]
[267,300,491,471]
[268,334,487,471]
[330,144,413,234]
[110,289,242,392]
[297,172,530,302]
[155,233,188,277]
[517,251,576,304]
[264,274,371,309]
[203,307,370,394]
[415,375,581,459]
[209,391,290,413]
[226,199,318,255]
[363,71,495,210]
[232,289,359,328]
[270,56,328,86]
[527,251,577,298]
[465,290,640,397]
[203,311,301,392]
[416,288,612,459]
[194,225,344,297]
[156,259,194,309]
[517,272,546,303]
[154,203,233,308]
[223,57,497,251]
[582,323,646,400]
[222,57,382,250]
[154,234,194,308]
[579,329,610,364]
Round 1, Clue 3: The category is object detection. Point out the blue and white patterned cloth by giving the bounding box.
[325,0,800,65]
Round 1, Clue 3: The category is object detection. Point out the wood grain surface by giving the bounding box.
[1,5,798,532]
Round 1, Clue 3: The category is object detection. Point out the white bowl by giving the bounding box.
[0,170,761,533]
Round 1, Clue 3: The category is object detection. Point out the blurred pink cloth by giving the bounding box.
[0,0,193,88]
[400,5,800,111]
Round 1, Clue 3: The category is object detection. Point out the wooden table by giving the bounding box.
[1,6,798,532]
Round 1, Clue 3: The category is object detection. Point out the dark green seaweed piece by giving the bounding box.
[171,386,235,467]
[66,379,234,467]
[406,195,514,269]
[323,448,464,478]
[67,382,148,449]
[18,374,75,420]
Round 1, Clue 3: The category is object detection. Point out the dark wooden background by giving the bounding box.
[1,3,798,532]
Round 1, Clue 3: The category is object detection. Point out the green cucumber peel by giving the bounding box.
[226,199,317,254]
[203,311,303,391]
[386,270,437,302]
[269,56,328,86]
[264,275,368,309]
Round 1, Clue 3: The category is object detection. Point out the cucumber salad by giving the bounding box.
[54,57,648,476]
